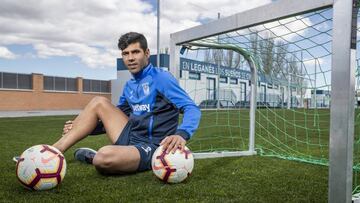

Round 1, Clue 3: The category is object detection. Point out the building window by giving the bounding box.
[18,74,32,89]
[188,72,200,80]
[3,72,17,89]
[83,79,110,93]
[100,80,110,92]
[92,80,101,92]
[268,84,273,89]
[230,78,238,84]
[0,72,32,90]
[83,79,91,92]
[55,77,66,91]
[66,78,77,91]
[44,76,54,90]
[43,76,78,92]
[220,76,228,83]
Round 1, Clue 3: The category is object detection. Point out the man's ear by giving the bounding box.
[145,48,150,58]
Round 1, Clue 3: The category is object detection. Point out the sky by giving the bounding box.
[0,0,272,80]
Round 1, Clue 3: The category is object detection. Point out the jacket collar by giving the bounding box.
[132,63,152,80]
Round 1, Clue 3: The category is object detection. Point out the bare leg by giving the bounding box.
[53,96,142,173]
[53,96,129,153]
[93,145,141,174]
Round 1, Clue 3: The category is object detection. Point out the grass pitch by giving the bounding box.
[0,114,328,202]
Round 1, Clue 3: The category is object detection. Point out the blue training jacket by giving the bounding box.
[117,63,201,145]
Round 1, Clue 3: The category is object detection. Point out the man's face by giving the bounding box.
[121,42,150,74]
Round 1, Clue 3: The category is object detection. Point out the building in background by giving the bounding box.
[0,72,111,111]
[311,89,331,108]
[112,54,302,109]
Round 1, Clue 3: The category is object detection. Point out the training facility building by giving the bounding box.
[0,72,111,111]
[112,54,312,108]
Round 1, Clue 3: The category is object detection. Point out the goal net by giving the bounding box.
[171,2,360,195]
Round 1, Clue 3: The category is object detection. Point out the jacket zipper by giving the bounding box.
[148,115,153,141]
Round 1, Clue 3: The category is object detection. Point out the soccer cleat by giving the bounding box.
[13,156,20,163]
[74,148,97,164]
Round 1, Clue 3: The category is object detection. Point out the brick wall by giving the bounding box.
[0,73,111,111]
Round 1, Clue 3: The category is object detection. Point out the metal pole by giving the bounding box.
[329,0,356,202]
[216,12,221,110]
[314,59,317,108]
[185,41,258,155]
[157,0,160,68]
[287,64,291,109]
[300,51,304,108]
[169,37,180,79]
[248,57,257,153]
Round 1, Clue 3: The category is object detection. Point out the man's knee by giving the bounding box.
[89,96,110,110]
[92,146,140,174]
[93,147,114,172]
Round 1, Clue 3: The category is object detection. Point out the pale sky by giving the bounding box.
[0,0,272,79]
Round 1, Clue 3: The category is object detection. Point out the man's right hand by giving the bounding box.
[62,120,73,136]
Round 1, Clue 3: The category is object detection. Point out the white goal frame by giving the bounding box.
[169,0,356,202]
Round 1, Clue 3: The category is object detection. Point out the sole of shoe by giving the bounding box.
[73,147,97,161]
[13,156,19,163]
[74,147,97,155]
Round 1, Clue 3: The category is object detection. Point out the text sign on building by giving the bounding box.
[180,58,252,80]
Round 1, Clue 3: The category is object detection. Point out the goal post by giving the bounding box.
[169,0,357,202]
[184,41,259,157]
[329,1,356,202]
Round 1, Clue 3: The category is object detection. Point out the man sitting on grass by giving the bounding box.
[14,32,201,174]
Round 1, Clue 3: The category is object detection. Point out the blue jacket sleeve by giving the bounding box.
[156,71,201,140]
[116,84,132,117]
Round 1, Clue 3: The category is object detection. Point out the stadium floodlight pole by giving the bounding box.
[186,41,258,153]
[329,0,356,202]
[156,0,160,68]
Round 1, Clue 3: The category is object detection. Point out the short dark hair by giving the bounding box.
[117,32,148,51]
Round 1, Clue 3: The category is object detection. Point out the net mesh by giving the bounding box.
[175,6,360,194]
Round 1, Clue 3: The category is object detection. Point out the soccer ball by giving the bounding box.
[151,145,194,183]
[16,144,67,190]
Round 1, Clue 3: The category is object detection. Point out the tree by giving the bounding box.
[259,37,275,75]
[273,41,288,79]
[204,48,240,69]
[223,50,241,68]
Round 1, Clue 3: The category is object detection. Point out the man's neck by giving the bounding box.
[133,63,151,79]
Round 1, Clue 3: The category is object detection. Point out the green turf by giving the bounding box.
[190,109,332,163]
[0,114,328,202]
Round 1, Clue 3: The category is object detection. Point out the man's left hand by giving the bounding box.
[160,135,186,154]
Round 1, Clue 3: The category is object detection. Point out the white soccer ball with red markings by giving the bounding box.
[16,145,66,190]
[151,145,194,183]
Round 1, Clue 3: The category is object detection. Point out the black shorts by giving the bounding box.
[114,122,158,172]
